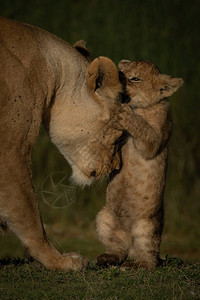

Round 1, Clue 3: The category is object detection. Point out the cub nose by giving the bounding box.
[90,170,96,177]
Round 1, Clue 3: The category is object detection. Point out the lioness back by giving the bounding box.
[0,17,84,152]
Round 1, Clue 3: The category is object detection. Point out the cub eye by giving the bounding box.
[131,77,141,81]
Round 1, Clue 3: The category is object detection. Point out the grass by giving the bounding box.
[0,258,199,299]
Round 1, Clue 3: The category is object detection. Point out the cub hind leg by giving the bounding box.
[126,213,163,270]
[95,206,130,267]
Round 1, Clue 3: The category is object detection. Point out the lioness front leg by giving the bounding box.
[0,153,88,271]
[95,207,129,267]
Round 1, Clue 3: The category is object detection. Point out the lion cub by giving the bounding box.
[96,60,183,269]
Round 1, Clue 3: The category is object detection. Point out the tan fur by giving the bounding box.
[0,18,130,271]
[96,60,183,269]
[73,40,91,61]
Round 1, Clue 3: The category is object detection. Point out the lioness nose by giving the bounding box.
[90,170,96,177]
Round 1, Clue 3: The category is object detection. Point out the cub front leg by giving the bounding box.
[114,105,162,159]
[0,153,88,271]
[95,207,129,267]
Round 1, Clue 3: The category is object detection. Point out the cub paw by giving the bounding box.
[94,253,121,268]
[113,104,133,130]
[121,260,155,270]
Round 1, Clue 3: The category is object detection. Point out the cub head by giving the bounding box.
[118,60,183,108]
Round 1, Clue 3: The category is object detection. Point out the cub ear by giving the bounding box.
[87,56,120,94]
[118,60,131,72]
[159,74,184,98]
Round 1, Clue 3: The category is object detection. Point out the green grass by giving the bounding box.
[0,258,199,300]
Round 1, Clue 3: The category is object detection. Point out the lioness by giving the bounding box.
[0,17,131,271]
[96,60,183,269]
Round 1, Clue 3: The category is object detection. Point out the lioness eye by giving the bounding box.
[131,77,141,81]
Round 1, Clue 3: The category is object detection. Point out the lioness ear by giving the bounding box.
[73,40,91,61]
[87,56,120,94]
[118,60,131,72]
[159,74,184,98]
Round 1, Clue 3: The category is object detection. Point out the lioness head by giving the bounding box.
[50,56,126,186]
[118,60,183,108]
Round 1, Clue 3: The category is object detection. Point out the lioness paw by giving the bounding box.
[62,252,89,271]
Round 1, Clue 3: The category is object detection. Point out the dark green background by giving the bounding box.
[0,0,199,262]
